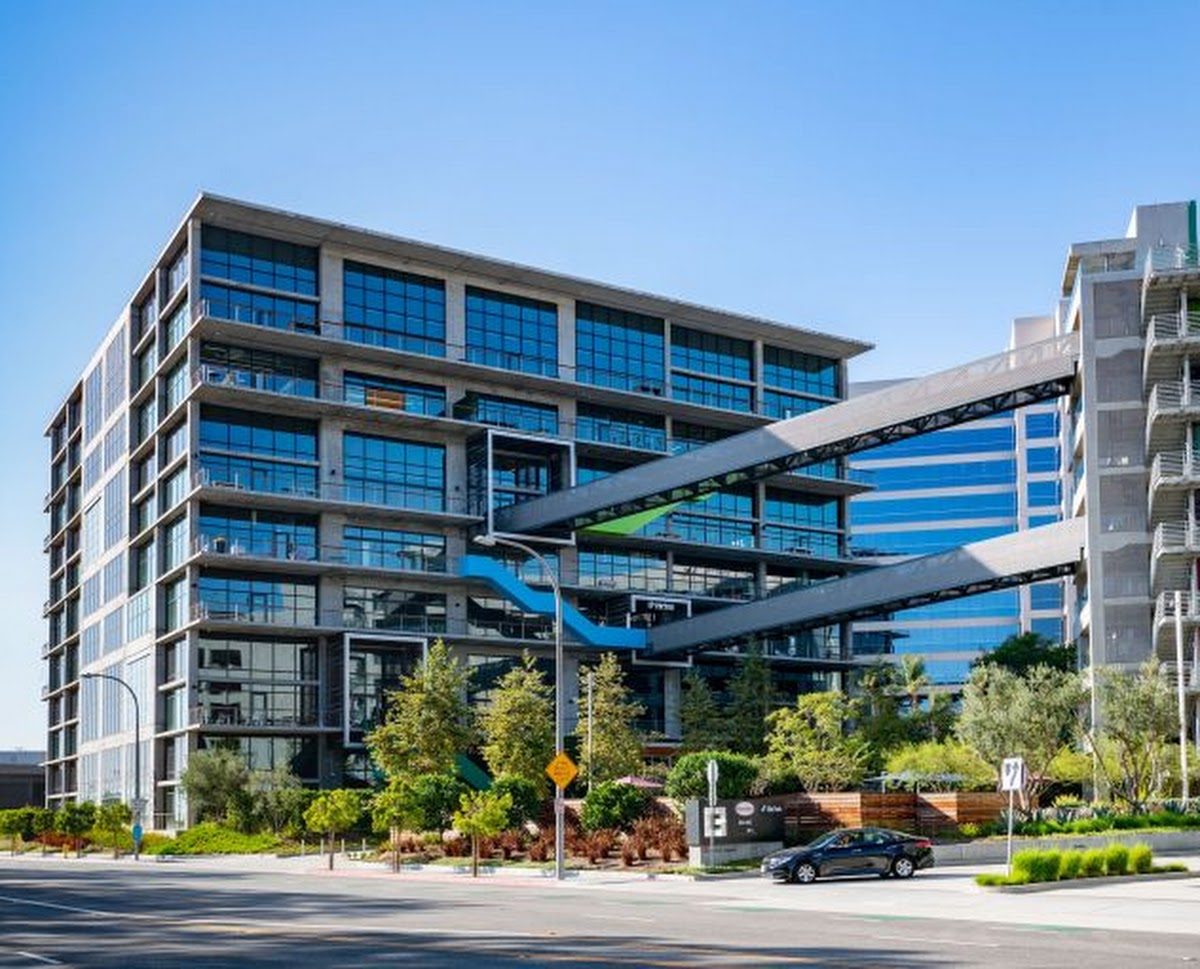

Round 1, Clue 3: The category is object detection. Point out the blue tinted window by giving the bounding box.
[201,226,318,296]
[891,624,1021,651]
[343,433,445,511]
[1028,480,1061,507]
[576,404,665,451]
[864,459,1016,491]
[1030,583,1063,610]
[1025,412,1059,439]
[1029,513,1060,528]
[343,261,445,356]
[863,425,1015,459]
[763,345,838,397]
[199,343,318,398]
[765,490,839,529]
[577,549,668,591]
[466,287,557,376]
[921,660,974,685]
[762,389,826,420]
[199,506,318,561]
[670,422,732,453]
[343,372,445,416]
[343,526,446,572]
[892,589,1019,621]
[1031,617,1064,641]
[199,406,317,461]
[492,452,553,509]
[671,372,753,412]
[1026,446,1059,473]
[671,326,751,380]
[576,302,664,394]
[201,281,318,333]
[853,491,1016,525]
[197,570,317,625]
[851,525,1011,556]
[455,394,557,435]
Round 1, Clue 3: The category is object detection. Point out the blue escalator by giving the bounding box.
[461,554,646,650]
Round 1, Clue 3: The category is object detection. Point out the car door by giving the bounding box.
[856,829,891,873]
[820,831,864,875]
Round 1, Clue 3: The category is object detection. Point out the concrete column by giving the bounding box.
[558,298,576,383]
[663,667,682,738]
[320,248,343,326]
[445,278,466,362]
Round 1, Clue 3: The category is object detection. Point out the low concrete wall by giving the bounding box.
[689,841,782,868]
[934,829,1200,866]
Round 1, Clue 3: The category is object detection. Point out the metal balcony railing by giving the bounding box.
[1146,244,1200,276]
[191,534,450,574]
[1152,521,1200,558]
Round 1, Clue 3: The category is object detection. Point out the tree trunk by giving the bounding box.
[328,834,334,870]
[471,834,478,878]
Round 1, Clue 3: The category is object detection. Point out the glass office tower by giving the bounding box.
[41,195,869,825]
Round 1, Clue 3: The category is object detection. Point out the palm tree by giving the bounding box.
[857,660,899,719]
[897,655,930,715]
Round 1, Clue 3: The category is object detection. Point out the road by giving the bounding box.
[1,854,1198,967]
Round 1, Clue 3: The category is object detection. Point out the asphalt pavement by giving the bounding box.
[0,851,1198,967]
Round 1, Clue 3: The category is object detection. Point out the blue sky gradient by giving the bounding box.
[1,1,1197,747]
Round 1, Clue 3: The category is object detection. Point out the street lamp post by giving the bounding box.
[473,533,565,881]
[81,672,142,860]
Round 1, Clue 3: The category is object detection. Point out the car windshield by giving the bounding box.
[805,831,845,849]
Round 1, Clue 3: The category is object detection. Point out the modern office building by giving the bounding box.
[0,751,46,809]
[849,319,1068,693]
[41,194,870,825]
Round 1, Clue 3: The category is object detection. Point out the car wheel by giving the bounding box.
[791,862,818,884]
[891,856,916,879]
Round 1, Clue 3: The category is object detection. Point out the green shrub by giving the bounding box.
[1059,850,1083,880]
[1080,848,1106,876]
[490,776,543,829]
[665,752,759,801]
[1012,849,1061,883]
[581,781,648,833]
[1103,843,1130,876]
[150,822,281,855]
[974,872,1014,886]
[957,822,982,839]
[1129,843,1153,874]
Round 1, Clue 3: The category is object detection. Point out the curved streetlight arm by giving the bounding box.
[472,533,565,881]
[80,671,143,858]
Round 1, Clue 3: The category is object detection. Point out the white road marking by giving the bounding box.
[15,953,63,966]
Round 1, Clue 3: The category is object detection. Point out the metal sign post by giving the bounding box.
[1000,756,1025,877]
[705,759,719,867]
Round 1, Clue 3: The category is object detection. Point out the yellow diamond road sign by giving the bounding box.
[545,752,578,790]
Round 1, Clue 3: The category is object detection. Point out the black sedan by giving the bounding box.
[761,827,934,883]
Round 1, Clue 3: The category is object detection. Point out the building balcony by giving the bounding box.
[1145,380,1200,453]
[192,534,450,577]
[190,705,338,731]
[1149,450,1200,523]
[1152,590,1200,659]
[1144,313,1200,383]
[1150,522,1200,594]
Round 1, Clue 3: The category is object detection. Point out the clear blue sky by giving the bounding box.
[1,1,1196,748]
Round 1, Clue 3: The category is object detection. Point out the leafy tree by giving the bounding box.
[726,642,776,755]
[883,740,996,791]
[181,747,250,823]
[580,781,648,832]
[452,789,513,877]
[574,653,644,786]
[370,772,466,836]
[304,789,364,870]
[479,652,554,788]
[0,811,24,854]
[957,663,1084,805]
[915,692,957,743]
[679,671,727,752]
[490,775,543,829]
[54,802,96,857]
[853,660,912,764]
[664,751,759,801]
[94,801,133,858]
[975,632,1076,677]
[250,766,308,836]
[367,639,476,780]
[1090,661,1179,811]
[762,692,870,792]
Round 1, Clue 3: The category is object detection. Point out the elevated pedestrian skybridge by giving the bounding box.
[644,518,1086,657]
[495,333,1080,535]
